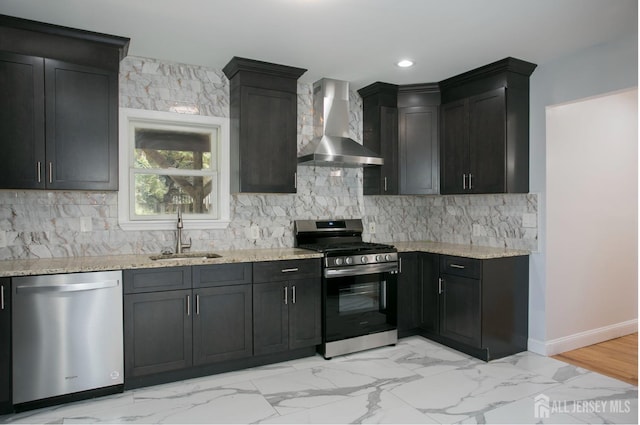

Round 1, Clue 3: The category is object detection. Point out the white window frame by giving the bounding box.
[118,108,230,230]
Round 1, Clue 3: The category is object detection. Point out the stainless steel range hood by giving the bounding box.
[297,78,383,167]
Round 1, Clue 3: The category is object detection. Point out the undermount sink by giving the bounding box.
[149,252,222,261]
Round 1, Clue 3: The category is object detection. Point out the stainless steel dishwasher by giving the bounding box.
[12,271,124,405]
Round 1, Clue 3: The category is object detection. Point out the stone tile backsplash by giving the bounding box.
[0,56,537,260]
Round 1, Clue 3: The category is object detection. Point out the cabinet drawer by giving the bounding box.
[123,267,191,294]
[253,259,321,283]
[440,256,481,279]
[193,263,252,288]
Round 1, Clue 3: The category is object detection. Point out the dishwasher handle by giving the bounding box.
[15,280,119,294]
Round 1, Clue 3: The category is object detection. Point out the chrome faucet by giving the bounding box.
[176,208,191,254]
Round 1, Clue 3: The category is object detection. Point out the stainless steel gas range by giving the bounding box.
[295,219,399,359]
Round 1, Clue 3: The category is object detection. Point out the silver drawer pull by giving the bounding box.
[450,264,466,269]
[281,268,299,273]
[284,286,288,304]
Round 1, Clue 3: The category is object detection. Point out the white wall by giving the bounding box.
[527,32,638,354]
[545,88,638,354]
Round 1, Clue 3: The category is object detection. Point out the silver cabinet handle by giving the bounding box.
[48,162,53,184]
[196,294,200,315]
[294,172,297,189]
[399,257,402,274]
[281,268,299,273]
[468,173,473,190]
[384,177,388,192]
[283,286,288,304]
[186,294,191,316]
[292,285,296,304]
[462,173,467,190]
[1,284,4,310]
[15,280,118,293]
[36,162,41,183]
[438,278,443,294]
[450,264,465,269]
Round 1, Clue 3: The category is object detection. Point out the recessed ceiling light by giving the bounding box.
[397,59,414,68]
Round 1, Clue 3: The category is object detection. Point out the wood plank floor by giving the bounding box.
[552,333,638,386]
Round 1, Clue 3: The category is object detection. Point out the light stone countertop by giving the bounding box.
[0,248,323,277]
[392,241,530,259]
[0,242,529,277]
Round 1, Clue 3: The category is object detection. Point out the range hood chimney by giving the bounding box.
[297,78,383,167]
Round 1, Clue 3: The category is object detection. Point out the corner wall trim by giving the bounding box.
[528,319,638,356]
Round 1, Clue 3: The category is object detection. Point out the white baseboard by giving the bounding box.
[528,319,638,356]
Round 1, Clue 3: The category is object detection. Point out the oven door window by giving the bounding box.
[338,280,385,314]
[324,272,396,342]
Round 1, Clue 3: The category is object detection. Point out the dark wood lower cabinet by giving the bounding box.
[397,252,420,336]
[193,284,252,365]
[439,273,482,348]
[396,252,528,361]
[288,278,322,350]
[253,281,289,356]
[0,278,11,414]
[419,253,439,334]
[124,289,193,378]
[253,278,322,355]
[124,260,320,390]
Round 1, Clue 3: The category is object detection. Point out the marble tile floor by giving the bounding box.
[1,336,637,424]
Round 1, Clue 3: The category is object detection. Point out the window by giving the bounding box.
[118,109,230,230]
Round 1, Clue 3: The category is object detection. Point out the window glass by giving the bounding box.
[134,174,215,216]
[134,129,213,170]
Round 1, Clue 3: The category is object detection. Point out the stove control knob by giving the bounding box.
[385,254,392,261]
[335,258,343,266]
[361,256,368,264]
[375,255,382,262]
[345,257,354,265]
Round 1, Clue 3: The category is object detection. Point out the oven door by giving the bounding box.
[323,263,398,343]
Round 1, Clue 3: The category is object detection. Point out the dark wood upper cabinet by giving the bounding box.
[0,52,45,189]
[223,57,306,193]
[359,83,398,195]
[0,15,129,191]
[439,57,536,194]
[45,59,118,190]
[359,82,440,195]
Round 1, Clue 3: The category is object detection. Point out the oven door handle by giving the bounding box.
[324,262,398,278]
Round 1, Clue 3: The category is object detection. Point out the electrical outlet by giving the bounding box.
[522,213,537,228]
[251,226,260,239]
[368,222,376,234]
[80,217,93,232]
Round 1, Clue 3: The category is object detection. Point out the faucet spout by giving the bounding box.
[176,208,191,254]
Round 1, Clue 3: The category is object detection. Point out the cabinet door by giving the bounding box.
[440,99,469,195]
[124,290,193,378]
[0,52,45,189]
[420,253,440,334]
[193,285,252,365]
[253,281,289,355]
[397,253,420,335]
[239,86,297,193]
[399,106,439,195]
[288,278,321,350]
[439,274,481,348]
[0,279,11,413]
[45,59,118,190]
[469,88,506,193]
[379,105,398,194]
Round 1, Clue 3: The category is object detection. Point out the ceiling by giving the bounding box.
[1,0,637,89]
